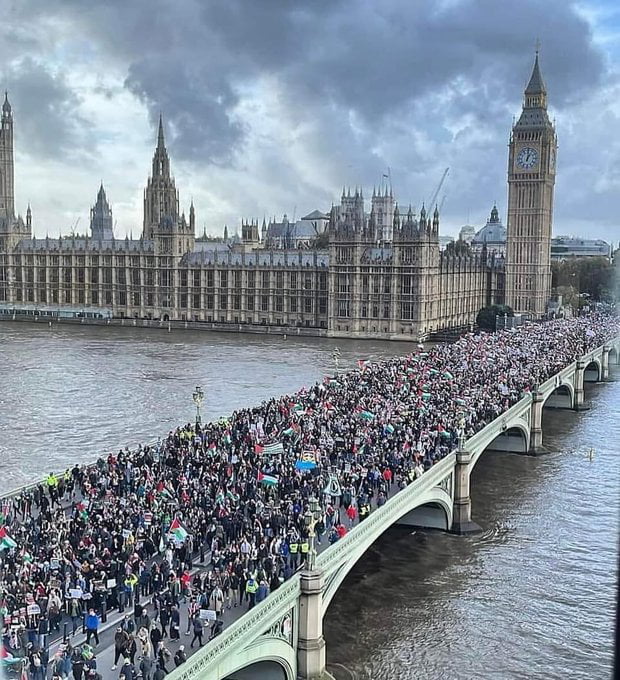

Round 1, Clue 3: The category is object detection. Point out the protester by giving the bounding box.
[0,312,616,674]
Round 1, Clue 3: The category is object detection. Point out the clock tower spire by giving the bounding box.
[505,50,557,317]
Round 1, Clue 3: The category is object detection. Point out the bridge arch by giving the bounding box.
[584,358,601,382]
[475,423,530,460]
[609,346,618,368]
[543,382,574,409]
[321,486,452,612]
[219,639,296,680]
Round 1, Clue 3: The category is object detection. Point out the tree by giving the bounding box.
[551,256,614,306]
[311,231,329,249]
[476,304,514,331]
[445,239,472,256]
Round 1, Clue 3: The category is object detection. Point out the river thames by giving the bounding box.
[0,322,618,680]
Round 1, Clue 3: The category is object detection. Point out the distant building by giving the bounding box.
[439,235,454,251]
[459,224,476,243]
[0,52,558,338]
[264,210,329,249]
[550,236,612,260]
[472,205,507,255]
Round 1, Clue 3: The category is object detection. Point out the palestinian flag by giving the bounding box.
[421,393,432,401]
[384,423,395,434]
[157,482,175,501]
[254,444,265,454]
[169,518,188,543]
[359,410,374,421]
[357,359,369,371]
[291,403,305,413]
[258,471,279,487]
[263,442,284,456]
[0,527,17,551]
[282,425,299,438]
[76,501,89,521]
[443,371,454,380]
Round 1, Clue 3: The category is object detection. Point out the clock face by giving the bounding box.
[516,146,538,169]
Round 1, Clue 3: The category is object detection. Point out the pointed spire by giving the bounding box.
[157,113,165,149]
[2,90,11,117]
[525,51,546,95]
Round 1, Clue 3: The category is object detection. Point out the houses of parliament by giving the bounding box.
[0,53,556,341]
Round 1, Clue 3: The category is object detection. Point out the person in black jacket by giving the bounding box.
[169,606,180,641]
[158,605,170,638]
[173,646,186,667]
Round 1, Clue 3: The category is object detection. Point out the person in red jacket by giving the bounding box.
[346,504,357,526]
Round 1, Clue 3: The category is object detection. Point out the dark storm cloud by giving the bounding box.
[2,0,617,239]
[2,57,89,160]
[8,0,604,164]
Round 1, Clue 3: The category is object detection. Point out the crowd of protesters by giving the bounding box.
[0,313,617,680]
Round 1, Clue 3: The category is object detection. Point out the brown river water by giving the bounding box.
[0,322,617,680]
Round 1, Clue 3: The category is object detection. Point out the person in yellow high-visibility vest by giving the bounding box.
[245,576,258,610]
[46,473,61,509]
[300,540,310,566]
[289,540,299,569]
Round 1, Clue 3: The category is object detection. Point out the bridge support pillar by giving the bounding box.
[298,569,327,680]
[529,391,544,454]
[450,446,481,535]
[602,346,610,380]
[574,359,586,410]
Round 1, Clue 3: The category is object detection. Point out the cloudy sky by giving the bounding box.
[2,0,619,242]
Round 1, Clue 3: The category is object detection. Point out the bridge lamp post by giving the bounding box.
[332,347,341,375]
[192,385,204,427]
[304,495,322,571]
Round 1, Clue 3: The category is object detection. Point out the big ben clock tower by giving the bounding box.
[505,51,557,317]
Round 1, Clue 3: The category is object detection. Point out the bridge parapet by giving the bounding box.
[317,453,456,610]
[168,574,301,680]
[466,394,532,467]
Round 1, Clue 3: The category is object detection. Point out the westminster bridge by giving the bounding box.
[161,338,620,680]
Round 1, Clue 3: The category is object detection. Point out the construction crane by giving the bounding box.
[439,195,447,212]
[427,167,449,210]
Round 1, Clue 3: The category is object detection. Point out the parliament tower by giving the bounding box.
[0,92,15,226]
[506,52,557,317]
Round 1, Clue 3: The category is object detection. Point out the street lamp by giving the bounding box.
[303,495,322,571]
[192,385,204,426]
[332,347,341,375]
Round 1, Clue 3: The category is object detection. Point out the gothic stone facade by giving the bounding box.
[0,54,552,340]
[506,52,557,316]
